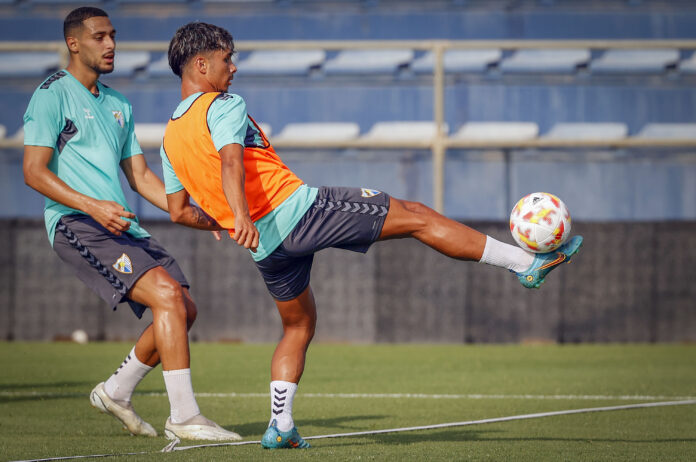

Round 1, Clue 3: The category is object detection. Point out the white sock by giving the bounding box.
[104,347,153,403]
[270,380,298,432]
[163,369,201,424]
[479,235,535,273]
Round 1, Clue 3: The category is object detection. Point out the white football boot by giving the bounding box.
[164,414,242,441]
[89,382,157,437]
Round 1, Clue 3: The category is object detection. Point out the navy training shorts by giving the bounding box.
[254,186,390,301]
[52,214,189,318]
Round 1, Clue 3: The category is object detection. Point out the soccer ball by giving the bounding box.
[510,192,571,253]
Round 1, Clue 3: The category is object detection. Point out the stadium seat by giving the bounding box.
[452,122,539,141]
[543,122,628,140]
[134,123,166,145]
[500,49,590,73]
[111,51,151,77]
[273,122,360,142]
[361,121,448,141]
[237,50,325,76]
[591,49,680,74]
[146,53,174,78]
[0,52,61,78]
[0,124,6,140]
[679,52,696,73]
[323,49,414,75]
[636,123,696,139]
[411,49,502,73]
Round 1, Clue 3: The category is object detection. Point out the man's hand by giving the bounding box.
[86,199,136,236]
[232,214,259,252]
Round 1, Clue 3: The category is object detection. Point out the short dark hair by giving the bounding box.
[168,22,235,78]
[63,7,109,39]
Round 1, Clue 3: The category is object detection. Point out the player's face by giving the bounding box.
[206,49,236,92]
[75,17,116,75]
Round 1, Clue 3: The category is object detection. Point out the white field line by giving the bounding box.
[2,390,696,401]
[10,400,696,461]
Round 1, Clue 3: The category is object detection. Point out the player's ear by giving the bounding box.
[65,35,79,53]
[195,56,207,74]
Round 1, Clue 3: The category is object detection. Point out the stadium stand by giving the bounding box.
[679,51,696,73]
[500,49,591,74]
[134,123,166,145]
[273,122,360,142]
[111,51,150,77]
[543,123,628,140]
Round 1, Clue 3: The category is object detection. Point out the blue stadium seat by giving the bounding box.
[361,121,447,141]
[323,49,414,75]
[591,49,680,74]
[636,123,696,139]
[411,49,502,74]
[543,122,628,140]
[273,122,360,142]
[110,51,151,77]
[237,50,325,76]
[452,122,539,141]
[500,49,590,73]
[0,52,61,78]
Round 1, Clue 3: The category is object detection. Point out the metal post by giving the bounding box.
[432,42,446,214]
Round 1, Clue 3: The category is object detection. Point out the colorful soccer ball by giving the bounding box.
[510,192,571,253]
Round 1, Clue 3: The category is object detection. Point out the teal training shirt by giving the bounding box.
[23,70,149,246]
[160,92,316,261]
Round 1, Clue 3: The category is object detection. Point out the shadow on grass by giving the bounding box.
[0,380,92,404]
[226,414,389,439]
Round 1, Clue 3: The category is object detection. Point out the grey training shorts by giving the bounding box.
[52,214,189,318]
[254,186,390,301]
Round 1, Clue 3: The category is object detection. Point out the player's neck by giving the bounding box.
[66,61,100,96]
[180,77,218,100]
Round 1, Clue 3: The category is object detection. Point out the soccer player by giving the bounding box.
[22,8,241,442]
[161,22,583,449]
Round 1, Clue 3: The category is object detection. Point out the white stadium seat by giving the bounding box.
[452,122,539,141]
[110,51,151,77]
[134,123,167,145]
[362,121,447,141]
[411,49,502,73]
[500,49,591,73]
[238,50,326,76]
[324,49,414,75]
[636,123,696,139]
[0,52,61,77]
[543,123,628,140]
[273,122,360,142]
[591,49,679,74]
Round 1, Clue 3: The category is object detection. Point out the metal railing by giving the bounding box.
[3,39,696,212]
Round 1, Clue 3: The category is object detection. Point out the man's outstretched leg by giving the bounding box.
[90,288,198,437]
[261,286,315,449]
[380,197,582,287]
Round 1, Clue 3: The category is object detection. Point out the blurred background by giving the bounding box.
[0,0,694,343]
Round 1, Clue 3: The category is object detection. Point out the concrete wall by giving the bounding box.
[1,219,694,343]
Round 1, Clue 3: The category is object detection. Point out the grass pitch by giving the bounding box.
[1,342,695,461]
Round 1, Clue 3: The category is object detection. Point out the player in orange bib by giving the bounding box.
[162,22,584,449]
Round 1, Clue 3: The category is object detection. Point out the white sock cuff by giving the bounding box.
[163,368,200,424]
[130,347,154,373]
[162,368,192,377]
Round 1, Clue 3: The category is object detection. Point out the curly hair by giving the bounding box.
[168,22,235,78]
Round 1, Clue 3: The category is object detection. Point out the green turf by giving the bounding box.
[1,343,695,461]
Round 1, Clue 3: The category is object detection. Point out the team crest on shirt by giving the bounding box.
[112,253,133,274]
[112,111,125,128]
[361,188,381,198]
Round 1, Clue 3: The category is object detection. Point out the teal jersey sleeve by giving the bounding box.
[121,102,142,161]
[23,87,63,147]
[160,144,185,194]
[207,94,248,151]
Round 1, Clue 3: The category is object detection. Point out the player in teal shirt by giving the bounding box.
[22,7,241,442]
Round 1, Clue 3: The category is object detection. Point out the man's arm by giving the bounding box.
[23,145,135,236]
[120,154,168,212]
[219,143,259,252]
